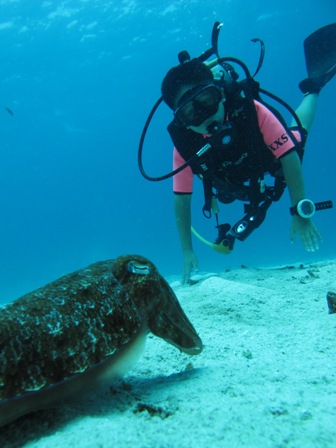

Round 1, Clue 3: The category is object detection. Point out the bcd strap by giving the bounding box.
[202,174,214,218]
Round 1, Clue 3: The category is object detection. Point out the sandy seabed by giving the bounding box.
[1,260,335,448]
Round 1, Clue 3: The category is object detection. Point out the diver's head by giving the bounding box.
[161,59,225,135]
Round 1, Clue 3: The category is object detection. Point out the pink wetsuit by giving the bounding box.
[173,100,301,194]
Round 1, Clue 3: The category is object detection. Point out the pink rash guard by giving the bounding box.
[173,100,301,194]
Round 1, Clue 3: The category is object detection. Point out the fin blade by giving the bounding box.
[304,23,336,79]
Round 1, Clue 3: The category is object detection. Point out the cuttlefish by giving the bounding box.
[0,255,203,427]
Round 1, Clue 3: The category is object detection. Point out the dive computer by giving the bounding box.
[290,199,316,218]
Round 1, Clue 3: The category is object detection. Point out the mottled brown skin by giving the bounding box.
[112,255,203,354]
[0,255,203,427]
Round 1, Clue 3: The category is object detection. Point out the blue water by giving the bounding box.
[0,0,335,302]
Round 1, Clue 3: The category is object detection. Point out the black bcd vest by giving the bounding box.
[167,80,301,212]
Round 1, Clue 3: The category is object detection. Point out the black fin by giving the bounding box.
[299,23,336,94]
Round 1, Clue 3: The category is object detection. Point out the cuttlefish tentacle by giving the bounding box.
[0,255,202,427]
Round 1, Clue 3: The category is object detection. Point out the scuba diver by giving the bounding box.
[138,23,335,283]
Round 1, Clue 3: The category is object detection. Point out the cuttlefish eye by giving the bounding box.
[127,261,152,276]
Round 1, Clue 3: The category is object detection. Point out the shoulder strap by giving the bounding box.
[167,121,205,165]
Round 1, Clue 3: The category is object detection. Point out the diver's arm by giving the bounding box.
[280,150,322,251]
[174,194,193,251]
[174,194,199,283]
[281,150,305,203]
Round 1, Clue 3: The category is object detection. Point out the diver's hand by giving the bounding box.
[182,250,199,284]
[290,216,322,252]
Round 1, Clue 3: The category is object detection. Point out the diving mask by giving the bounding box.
[174,84,223,127]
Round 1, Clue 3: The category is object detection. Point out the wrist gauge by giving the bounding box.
[290,199,315,218]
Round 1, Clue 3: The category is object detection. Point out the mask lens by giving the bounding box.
[174,85,222,127]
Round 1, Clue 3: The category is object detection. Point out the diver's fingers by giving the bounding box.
[313,224,323,242]
[182,264,191,285]
[310,225,323,251]
[182,256,199,285]
[302,226,322,252]
[302,233,315,252]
